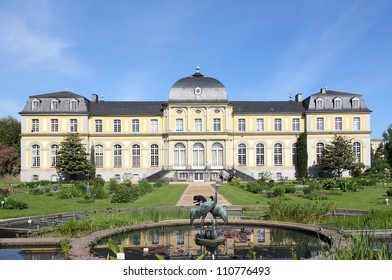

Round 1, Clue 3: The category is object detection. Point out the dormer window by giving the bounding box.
[333,97,342,109]
[51,99,59,111]
[351,97,360,109]
[70,99,78,111]
[315,98,324,109]
[194,87,202,95]
[32,99,40,111]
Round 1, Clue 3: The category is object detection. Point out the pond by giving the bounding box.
[93,225,329,260]
[0,248,63,260]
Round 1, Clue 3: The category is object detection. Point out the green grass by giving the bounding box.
[0,184,188,219]
[130,184,187,207]
[218,183,270,205]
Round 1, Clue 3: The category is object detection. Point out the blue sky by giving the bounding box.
[0,0,391,138]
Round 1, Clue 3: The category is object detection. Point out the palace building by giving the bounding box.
[19,68,372,182]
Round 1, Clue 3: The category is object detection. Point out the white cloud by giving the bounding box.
[0,1,84,75]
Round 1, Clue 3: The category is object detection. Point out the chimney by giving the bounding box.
[295,93,303,102]
[320,88,327,94]
[91,94,98,103]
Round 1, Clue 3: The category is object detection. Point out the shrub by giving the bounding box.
[284,185,296,194]
[229,178,241,187]
[2,198,28,209]
[90,184,109,199]
[386,189,392,197]
[111,191,135,203]
[108,178,122,194]
[272,186,285,197]
[29,188,45,195]
[57,185,84,199]
[303,186,313,195]
[91,177,105,188]
[154,179,169,188]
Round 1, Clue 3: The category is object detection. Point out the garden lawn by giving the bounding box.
[326,186,391,211]
[0,184,188,219]
[218,183,270,205]
[131,184,187,207]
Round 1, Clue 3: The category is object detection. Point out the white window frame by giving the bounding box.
[274,118,282,131]
[132,119,140,133]
[113,119,121,133]
[95,119,103,133]
[213,118,221,132]
[176,118,184,132]
[70,119,78,132]
[353,117,361,130]
[292,118,300,131]
[256,118,264,132]
[335,117,342,131]
[31,119,39,132]
[150,119,158,133]
[50,119,58,132]
[194,118,202,132]
[316,117,324,131]
[238,119,246,132]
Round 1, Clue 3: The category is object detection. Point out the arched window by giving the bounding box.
[113,144,122,168]
[95,145,104,168]
[32,144,40,167]
[193,143,204,167]
[212,143,223,167]
[150,144,159,167]
[174,143,186,168]
[274,143,283,165]
[50,144,59,167]
[256,143,265,166]
[132,144,141,167]
[353,142,361,163]
[315,98,324,109]
[292,143,298,165]
[238,143,247,165]
[316,142,325,165]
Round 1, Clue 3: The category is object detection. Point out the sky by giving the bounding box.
[0,0,391,138]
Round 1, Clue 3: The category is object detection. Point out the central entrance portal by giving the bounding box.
[194,173,204,182]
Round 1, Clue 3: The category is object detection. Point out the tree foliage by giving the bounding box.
[0,116,21,153]
[296,132,308,178]
[0,143,20,178]
[319,135,355,177]
[56,134,93,180]
[383,124,392,168]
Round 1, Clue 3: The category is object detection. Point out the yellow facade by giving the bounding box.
[19,71,372,182]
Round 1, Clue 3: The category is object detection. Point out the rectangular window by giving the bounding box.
[238,119,246,132]
[50,119,58,132]
[316,117,324,131]
[176,118,184,132]
[70,100,77,111]
[352,99,360,109]
[150,119,158,132]
[51,100,59,111]
[95,119,103,133]
[31,119,39,132]
[114,119,121,133]
[256,118,264,132]
[353,117,361,130]
[292,118,300,131]
[194,118,202,132]
[334,99,342,109]
[70,119,78,132]
[132,119,140,132]
[213,118,221,132]
[274,118,282,131]
[335,117,342,131]
[176,232,185,245]
[32,100,40,111]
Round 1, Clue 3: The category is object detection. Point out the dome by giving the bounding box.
[168,67,228,102]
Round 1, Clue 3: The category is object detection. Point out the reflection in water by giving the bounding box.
[0,248,63,260]
[94,226,329,260]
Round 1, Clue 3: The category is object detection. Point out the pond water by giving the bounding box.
[94,225,329,260]
[0,248,63,260]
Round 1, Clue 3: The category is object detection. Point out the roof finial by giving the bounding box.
[196,66,200,73]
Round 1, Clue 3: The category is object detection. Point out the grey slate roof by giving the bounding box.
[89,101,164,116]
[20,91,89,114]
[232,101,305,114]
[169,71,228,102]
[303,89,371,112]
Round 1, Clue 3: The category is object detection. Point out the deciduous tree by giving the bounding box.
[0,116,21,153]
[383,124,392,168]
[0,143,20,179]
